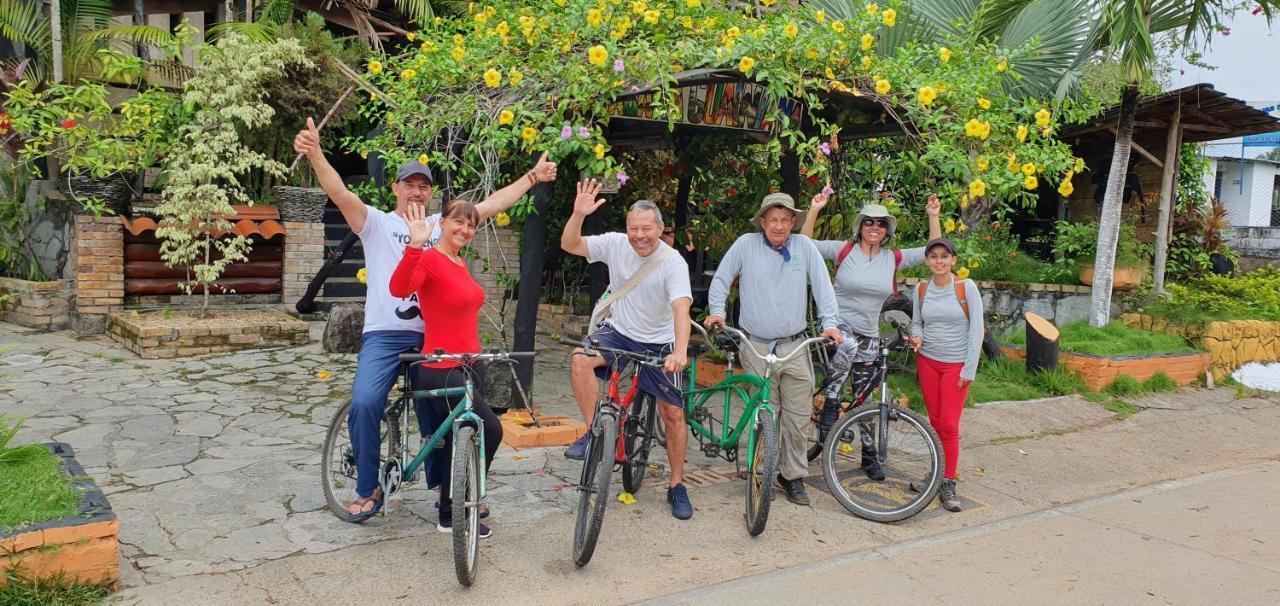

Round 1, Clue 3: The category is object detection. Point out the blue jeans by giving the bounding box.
[349,330,423,498]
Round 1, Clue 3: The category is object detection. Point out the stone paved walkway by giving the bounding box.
[0,321,622,587]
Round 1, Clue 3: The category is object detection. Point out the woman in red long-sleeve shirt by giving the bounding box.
[389,200,500,537]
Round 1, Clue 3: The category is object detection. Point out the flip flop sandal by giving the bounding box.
[346,492,384,523]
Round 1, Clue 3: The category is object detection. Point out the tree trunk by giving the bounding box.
[49,0,64,83]
[1088,84,1140,327]
[1153,100,1181,294]
[1025,312,1060,374]
[780,146,800,197]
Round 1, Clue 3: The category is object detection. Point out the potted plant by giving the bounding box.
[1053,219,1150,290]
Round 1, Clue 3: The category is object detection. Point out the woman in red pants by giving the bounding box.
[909,238,984,512]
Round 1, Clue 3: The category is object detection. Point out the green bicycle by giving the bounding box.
[320,349,535,586]
[684,323,830,535]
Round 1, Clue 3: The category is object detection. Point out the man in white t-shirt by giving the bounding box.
[293,118,557,522]
[560,179,695,520]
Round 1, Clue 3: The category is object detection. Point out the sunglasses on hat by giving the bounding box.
[861,218,890,228]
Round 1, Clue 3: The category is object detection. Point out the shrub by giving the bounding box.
[1105,375,1145,397]
[1144,268,1280,324]
[1143,372,1178,393]
[1029,366,1086,396]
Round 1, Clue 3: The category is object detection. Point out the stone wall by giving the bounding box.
[0,277,72,330]
[282,221,325,310]
[1122,313,1280,380]
[903,277,1121,336]
[537,303,590,338]
[106,313,311,359]
[73,215,125,333]
[1227,226,1280,272]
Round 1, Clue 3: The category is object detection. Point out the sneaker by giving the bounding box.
[862,446,886,482]
[437,514,493,539]
[775,474,810,506]
[939,478,962,512]
[667,483,693,520]
[564,432,591,460]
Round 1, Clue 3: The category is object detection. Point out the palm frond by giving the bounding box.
[905,0,982,42]
[147,59,196,85]
[256,0,297,26]
[1000,0,1095,99]
[79,24,182,54]
[971,0,1036,39]
[387,0,435,25]
[208,21,282,43]
[62,0,116,38]
[0,0,52,59]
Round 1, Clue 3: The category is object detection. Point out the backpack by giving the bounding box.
[917,279,971,318]
[836,242,904,299]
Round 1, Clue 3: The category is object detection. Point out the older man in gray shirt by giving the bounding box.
[706,192,842,506]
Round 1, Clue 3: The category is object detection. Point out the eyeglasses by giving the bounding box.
[861,218,890,229]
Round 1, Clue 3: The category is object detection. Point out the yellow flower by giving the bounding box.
[632,0,646,14]
[494,20,509,36]
[956,267,970,280]
[761,0,776,6]
[1023,175,1038,190]
[917,85,937,106]
[861,32,874,51]
[816,9,826,23]
[825,67,835,79]
[783,22,798,38]
[832,21,846,33]
[499,110,514,125]
[980,121,990,140]
[996,58,1008,72]
[806,47,820,59]
[866,3,880,15]
[406,32,416,42]
[418,153,430,165]
[359,150,368,159]
[475,12,488,24]
[686,0,700,7]
[644,9,659,24]
[483,68,502,87]
[958,221,968,233]
[508,68,524,86]
[316,369,333,381]
[1021,162,1036,176]
[882,8,897,27]
[875,78,890,94]
[968,179,986,198]
[367,60,383,75]
[976,156,989,171]
[944,218,956,233]
[1058,178,1074,197]
[594,143,606,159]
[977,98,991,110]
[520,15,536,29]
[587,8,603,27]
[940,47,951,63]
[960,195,969,209]
[1035,108,1051,127]
[726,25,741,39]
[1016,124,1028,142]
[588,45,609,67]
[495,212,512,227]
[681,15,694,28]
[739,55,756,73]
[356,268,367,284]
[1074,157,1085,172]
[421,41,436,52]
[520,126,537,141]
[672,62,684,72]
[451,47,465,60]
[398,68,415,81]
[454,33,465,46]
[964,118,983,137]
[861,55,872,69]
[967,256,978,267]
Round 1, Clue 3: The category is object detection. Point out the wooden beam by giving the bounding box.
[1180,123,1232,135]
[1153,100,1181,294]
[1106,127,1162,168]
[1132,120,1169,128]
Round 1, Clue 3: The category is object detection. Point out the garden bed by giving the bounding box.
[1000,345,1208,392]
[106,308,310,358]
[0,443,119,587]
[1122,313,1280,380]
[0,277,72,331]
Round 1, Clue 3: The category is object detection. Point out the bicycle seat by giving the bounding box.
[714,332,739,353]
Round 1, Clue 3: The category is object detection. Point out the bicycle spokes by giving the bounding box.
[822,404,943,522]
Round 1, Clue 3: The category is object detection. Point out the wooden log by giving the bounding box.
[124,243,284,263]
[1025,312,1061,374]
[124,277,281,295]
[125,261,282,280]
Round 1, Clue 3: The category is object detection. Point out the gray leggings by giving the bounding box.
[821,326,880,401]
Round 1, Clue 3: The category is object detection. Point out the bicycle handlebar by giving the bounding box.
[709,323,831,366]
[560,337,667,368]
[398,350,537,365]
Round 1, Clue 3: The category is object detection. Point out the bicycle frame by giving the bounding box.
[601,360,644,464]
[392,364,489,498]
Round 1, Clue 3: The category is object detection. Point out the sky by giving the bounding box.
[1169,7,1280,159]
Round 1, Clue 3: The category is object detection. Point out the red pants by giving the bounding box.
[916,354,969,479]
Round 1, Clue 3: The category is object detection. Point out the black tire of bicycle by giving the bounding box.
[622,394,657,494]
[821,403,943,523]
[452,425,481,586]
[321,397,401,521]
[744,410,779,536]
[573,413,617,567]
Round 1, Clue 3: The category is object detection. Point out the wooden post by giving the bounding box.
[1025,312,1060,374]
[781,146,800,197]
[1153,100,1182,294]
[513,179,552,392]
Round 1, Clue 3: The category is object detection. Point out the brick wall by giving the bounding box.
[282,221,325,310]
[73,215,124,333]
[0,277,72,330]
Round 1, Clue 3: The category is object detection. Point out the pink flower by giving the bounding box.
[614,59,625,73]
[560,124,573,139]
[617,171,629,185]
[819,142,831,156]
[822,185,835,196]
[578,126,591,138]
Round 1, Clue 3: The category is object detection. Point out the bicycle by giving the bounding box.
[320,349,535,586]
[818,313,944,522]
[560,336,667,567]
[683,323,830,536]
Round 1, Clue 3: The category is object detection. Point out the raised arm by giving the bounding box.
[926,194,942,240]
[561,179,606,258]
[294,117,368,233]
[388,204,435,297]
[475,152,558,222]
[803,238,842,342]
[799,189,831,237]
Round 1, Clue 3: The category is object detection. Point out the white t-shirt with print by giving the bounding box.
[356,205,442,333]
[585,233,692,345]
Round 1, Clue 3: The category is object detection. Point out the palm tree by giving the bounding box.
[1088,1,1277,326]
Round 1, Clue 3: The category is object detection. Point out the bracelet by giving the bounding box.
[526,171,537,186]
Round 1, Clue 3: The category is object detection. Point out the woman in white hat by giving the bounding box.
[799,193,940,478]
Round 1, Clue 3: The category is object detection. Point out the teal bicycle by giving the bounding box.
[321,349,535,586]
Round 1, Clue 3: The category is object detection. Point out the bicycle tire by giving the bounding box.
[452,425,481,586]
[622,394,657,494]
[321,397,399,521]
[744,409,778,536]
[573,413,617,567]
[822,403,943,523]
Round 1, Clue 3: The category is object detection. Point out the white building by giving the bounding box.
[1211,156,1280,227]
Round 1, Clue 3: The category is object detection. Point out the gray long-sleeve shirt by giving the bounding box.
[813,241,926,337]
[911,277,985,380]
[708,233,840,340]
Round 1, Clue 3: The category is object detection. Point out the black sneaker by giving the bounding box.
[776,474,810,506]
[862,446,886,482]
[939,478,961,512]
[437,514,492,538]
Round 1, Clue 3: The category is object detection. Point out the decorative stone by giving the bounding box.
[322,304,364,354]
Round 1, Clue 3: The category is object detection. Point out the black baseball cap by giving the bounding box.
[925,237,957,255]
[395,158,434,184]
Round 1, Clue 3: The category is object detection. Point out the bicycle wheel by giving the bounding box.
[572,413,617,567]
[622,394,657,494]
[744,409,778,536]
[822,403,943,523]
[452,425,481,586]
[321,397,402,520]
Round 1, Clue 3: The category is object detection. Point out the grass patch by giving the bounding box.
[882,357,1086,409]
[1005,320,1198,357]
[1143,372,1178,393]
[0,417,81,533]
[1105,375,1146,397]
[0,571,111,606]
[1101,398,1139,420]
